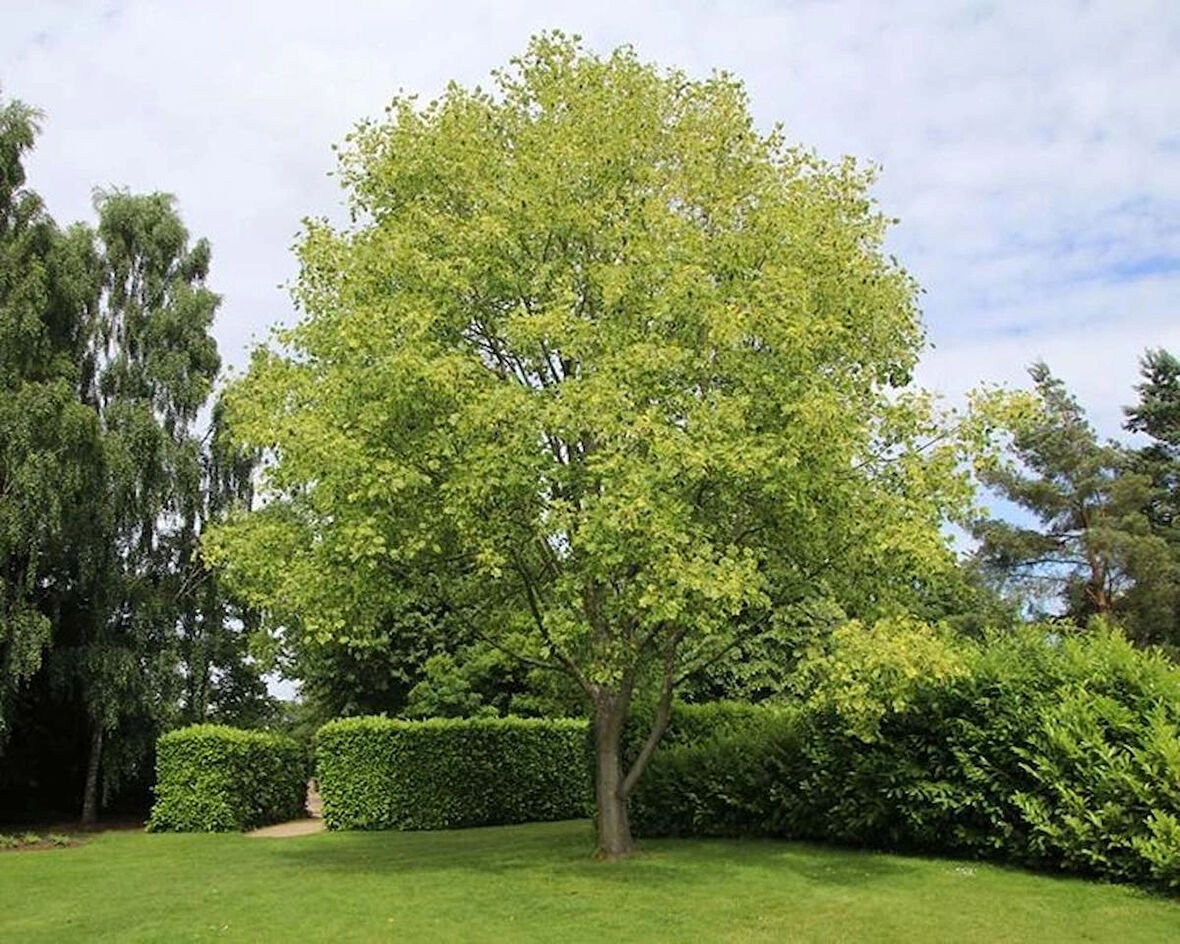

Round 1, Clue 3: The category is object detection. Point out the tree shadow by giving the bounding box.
[268,820,914,889]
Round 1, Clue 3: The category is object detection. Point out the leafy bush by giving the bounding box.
[147,725,307,832]
[315,716,592,830]
[631,708,801,838]
[632,622,1180,892]
[619,699,773,767]
[1010,631,1180,890]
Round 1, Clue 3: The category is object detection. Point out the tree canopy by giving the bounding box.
[0,97,103,744]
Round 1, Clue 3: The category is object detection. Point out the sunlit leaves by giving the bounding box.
[209,34,974,701]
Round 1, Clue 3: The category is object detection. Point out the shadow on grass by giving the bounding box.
[268,819,914,888]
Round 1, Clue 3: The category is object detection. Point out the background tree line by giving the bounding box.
[0,95,271,822]
[3,35,1180,837]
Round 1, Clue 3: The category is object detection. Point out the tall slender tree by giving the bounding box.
[71,190,221,822]
[1124,348,1180,647]
[0,93,268,821]
[0,96,103,746]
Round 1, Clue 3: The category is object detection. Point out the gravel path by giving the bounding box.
[246,781,324,838]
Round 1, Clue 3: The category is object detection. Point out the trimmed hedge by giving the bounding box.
[147,725,307,832]
[315,716,592,830]
[632,625,1180,893]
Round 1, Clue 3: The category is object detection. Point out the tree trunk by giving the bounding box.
[81,722,103,826]
[593,693,634,859]
[590,634,683,859]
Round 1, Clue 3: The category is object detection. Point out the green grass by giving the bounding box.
[0,820,1176,943]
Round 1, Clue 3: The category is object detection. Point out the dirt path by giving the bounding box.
[246,781,325,838]
[248,818,324,838]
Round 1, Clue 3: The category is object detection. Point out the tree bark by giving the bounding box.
[81,722,103,826]
[593,692,634,859]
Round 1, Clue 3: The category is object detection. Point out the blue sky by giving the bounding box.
[4,0,1179,440]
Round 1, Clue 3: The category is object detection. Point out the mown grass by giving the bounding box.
[0,819,1175,943]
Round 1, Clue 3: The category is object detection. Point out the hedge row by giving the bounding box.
[631,625,1180,892]
[315,715,592,830]
[147,725,307,832]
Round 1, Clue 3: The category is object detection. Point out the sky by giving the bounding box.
[3,0,1179,441]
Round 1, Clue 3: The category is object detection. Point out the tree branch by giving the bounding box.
[620,628,685,799]
[471,627,562,673]
[509,548,594,699]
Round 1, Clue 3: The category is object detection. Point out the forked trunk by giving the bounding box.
[81,722,103,826]
[590,637,683,859]
[593,695,634,859]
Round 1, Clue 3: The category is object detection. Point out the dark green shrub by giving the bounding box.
[147,725,307,832]
[315,716,592,830]
[772,627,1065,856]
[631,708,800,837]
[615,698,775,772]
[632,623,1180,892]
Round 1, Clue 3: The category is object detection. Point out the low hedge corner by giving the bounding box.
[147,724,307,832]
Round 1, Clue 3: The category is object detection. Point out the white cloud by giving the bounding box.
[2,0,1178,438]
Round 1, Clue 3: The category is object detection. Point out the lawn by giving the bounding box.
[0,819,1176,943]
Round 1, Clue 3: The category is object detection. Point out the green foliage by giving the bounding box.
[675,599,844,703]
[404,647,522,719]
[147,724,306,832]
[208,32,975,685]
[632,622,1180,891]
[1126,348,1180,465]
[403,640,586,720]
[1010,630,1180,889]
[0,95,104,743]
[291,596,455,722]
[792,616,969,741]
[629,705,800,837]
[1124,347,1180,649]
[315,715,592,830]
[625,699,775,755]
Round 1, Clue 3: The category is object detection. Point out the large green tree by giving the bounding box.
[208,35,978,857]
